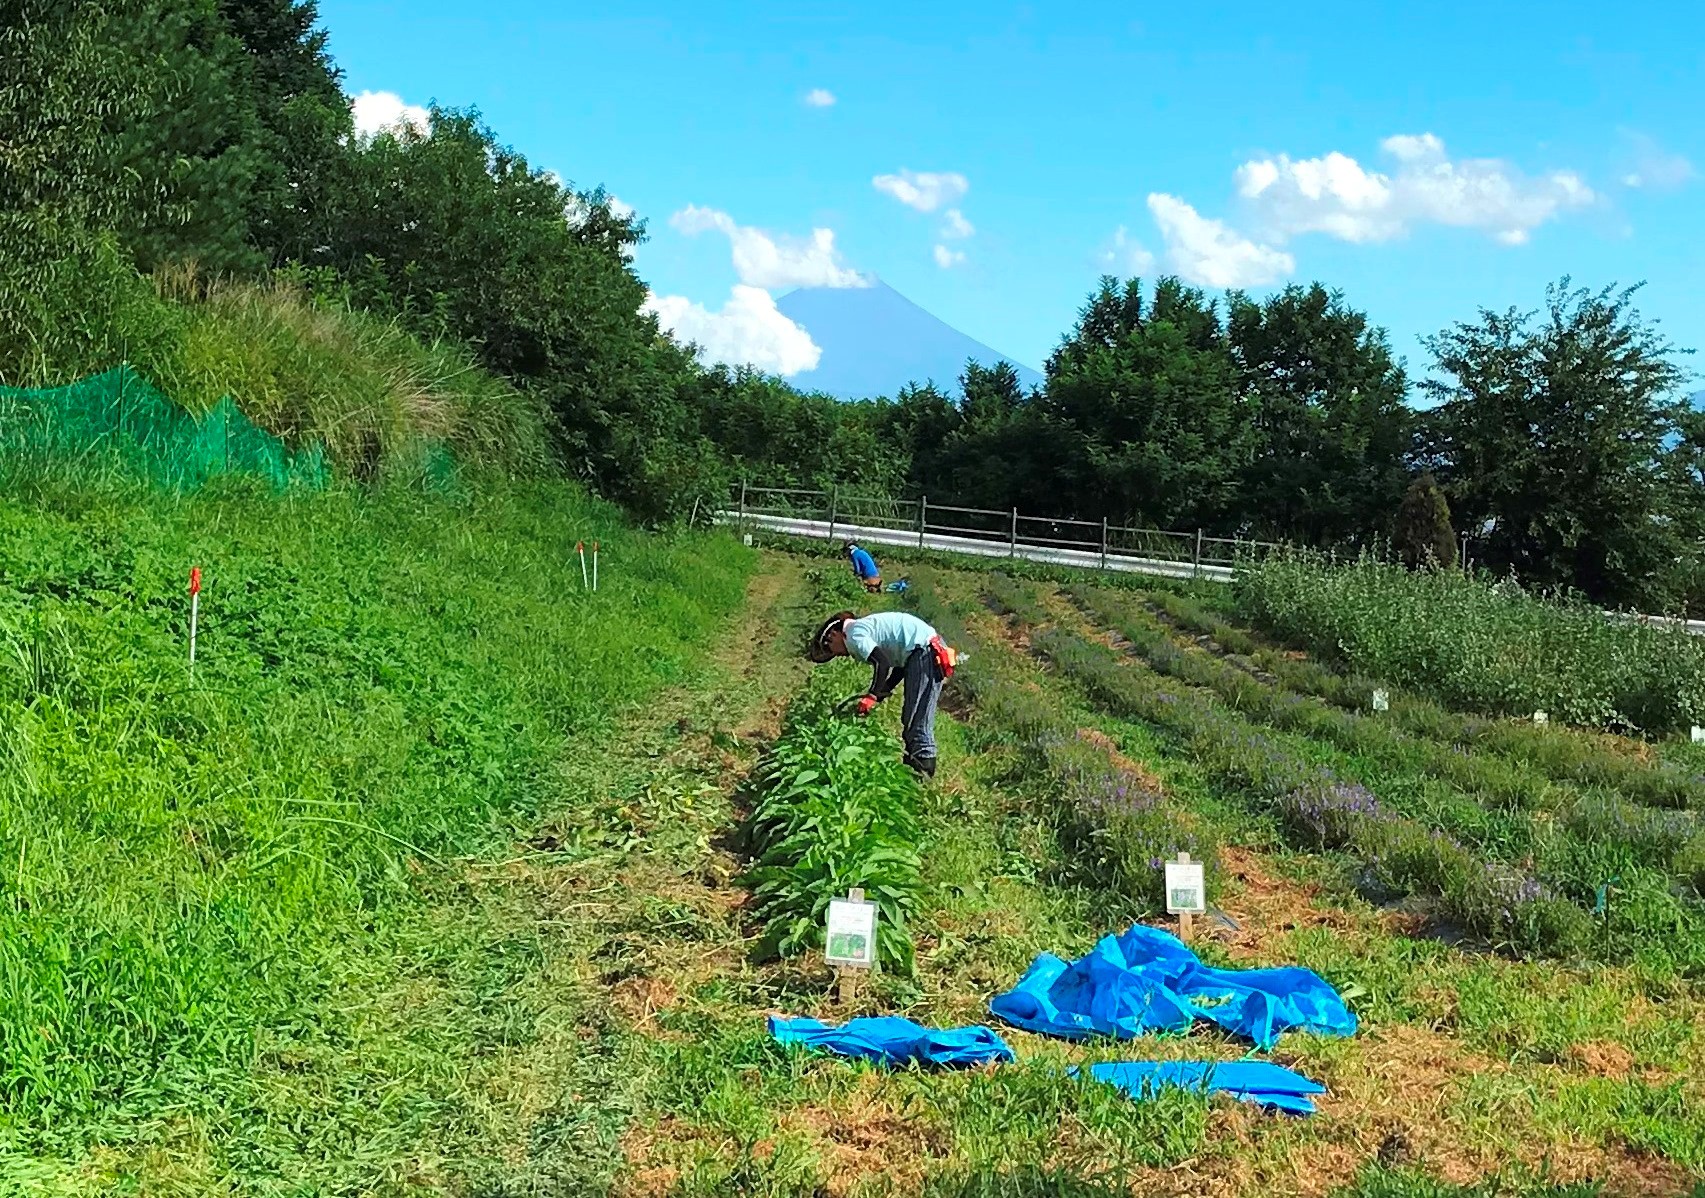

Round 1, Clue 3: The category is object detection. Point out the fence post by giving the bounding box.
[1101,517,1109,570]
[1010,508,1018,559]
[738,480,747,526]
[918,495,928,547]
[828,485,839,544]
[1193,528,1203,581]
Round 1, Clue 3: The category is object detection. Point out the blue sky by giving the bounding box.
[321,0,1702,389]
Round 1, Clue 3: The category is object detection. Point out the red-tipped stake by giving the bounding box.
[188,566,202,679]
[593,541,600,593]
[576,541,588,591]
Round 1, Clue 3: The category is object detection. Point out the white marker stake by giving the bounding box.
[1164,851,1207,942]
[1371,688,1389,713]
[1534,711,1549,726]
[592,541,600,593]
[826,887,877,1006]
[1692,726,1705,745]
[576,541,588,590]
[188,566,202,679]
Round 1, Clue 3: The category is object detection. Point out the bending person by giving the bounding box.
[845,540,882,593]
[808,608,956,778]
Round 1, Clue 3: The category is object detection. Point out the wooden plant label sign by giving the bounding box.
[1164,853,1206,915]
[825,895,878,968]
[1371,689,1389,712]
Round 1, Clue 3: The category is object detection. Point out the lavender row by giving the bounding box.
[1031,625,1597,956]
[903,570,1217,909]
[1145,588,1705,813]
[1073,584,1705,885]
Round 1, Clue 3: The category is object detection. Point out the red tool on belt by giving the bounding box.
[930,635,957,678]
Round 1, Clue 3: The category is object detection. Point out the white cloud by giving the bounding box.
[940,208,975,239]
[644,286,821,376]
[932,244,966,269]
[607,194,635,219]
[873,169,969,212]
[1099,225,1157,276]
[1234,133,1594,246]
[351,90,430,138]
[669,205,869,289]
[804,88,836,108]
[1619,132,1695,191]
[1146,194,1293,288]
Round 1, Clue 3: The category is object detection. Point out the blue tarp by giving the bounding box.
[989,924,1356,1050]
[1077,1060,1326,1115]
[768,1015,1015,1068]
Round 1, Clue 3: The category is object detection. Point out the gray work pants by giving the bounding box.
[894,647,943,763]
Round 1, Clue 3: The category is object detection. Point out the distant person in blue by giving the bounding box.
[844,540,881,593]
[808,609,957,778]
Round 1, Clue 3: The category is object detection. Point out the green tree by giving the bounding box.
[1043,276,1253,528]
[1422,279,1696,609]
[0,0,261,276]
[305,108,706,517]
[1227,283,1412,546]
[0,0,262,381]
[216,0,352,264]
[1393,473,1457,570]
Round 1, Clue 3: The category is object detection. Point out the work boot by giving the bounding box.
[905,754,937,779]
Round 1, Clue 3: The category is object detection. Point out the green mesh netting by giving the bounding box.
[0,366,328,490]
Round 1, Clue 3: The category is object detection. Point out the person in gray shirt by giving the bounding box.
[808,609,957,778]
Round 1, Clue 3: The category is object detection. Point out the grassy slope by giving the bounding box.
[0,473,752,1189]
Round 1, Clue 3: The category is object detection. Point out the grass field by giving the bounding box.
[3,495,1703,1196]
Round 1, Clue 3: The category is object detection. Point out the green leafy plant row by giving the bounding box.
[743,683,923,972]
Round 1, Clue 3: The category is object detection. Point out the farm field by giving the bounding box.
[3,499,1703,1196]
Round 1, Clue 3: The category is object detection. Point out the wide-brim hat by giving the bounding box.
[808,610,856,662]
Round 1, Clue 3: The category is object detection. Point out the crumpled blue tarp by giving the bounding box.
[768,1015,1015,1068]
[990,924,1356,1050]
[1076,1060,1326,1115]
[885,579,910,593]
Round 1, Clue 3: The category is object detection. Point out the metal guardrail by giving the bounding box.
[723,484,1705,632]
[726,483,1277,583]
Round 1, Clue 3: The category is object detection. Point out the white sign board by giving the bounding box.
[824,897,878,968]
[1692,726,1705,745]
[1164,858,1206,915]
[1371,689,1389,712]
[1533,711,1548,726]
[742,533,754,547]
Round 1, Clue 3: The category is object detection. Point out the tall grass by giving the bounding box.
[0,472,752,1147]
[1237,553,1705,735]
[151,270,551,474]
[1,244,552,477]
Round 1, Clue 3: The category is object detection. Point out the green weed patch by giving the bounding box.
[0,474,752,1156]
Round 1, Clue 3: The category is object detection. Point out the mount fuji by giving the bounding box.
[776,280,1044,401]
